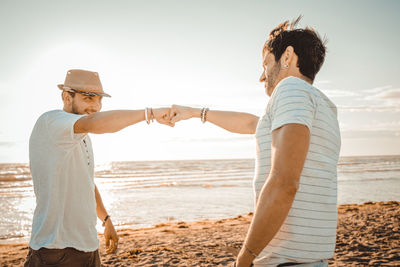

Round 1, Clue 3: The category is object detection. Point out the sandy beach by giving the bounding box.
[1,201,399,266]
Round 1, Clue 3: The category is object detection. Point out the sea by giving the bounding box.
[0,155,399,244]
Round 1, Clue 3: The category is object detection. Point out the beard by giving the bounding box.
[71,100,97,114]
[266,61,281,94]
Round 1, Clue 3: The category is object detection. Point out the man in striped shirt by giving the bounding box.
[168,17,340,267]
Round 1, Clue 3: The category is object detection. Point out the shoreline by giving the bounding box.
[1,153,400,165]
[1,201,399,266]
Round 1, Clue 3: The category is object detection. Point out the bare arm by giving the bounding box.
[169,105,259,134]
[74,108,171,134]
[95,184,119,254]
[236,124,310,266]
[95,184,109,223]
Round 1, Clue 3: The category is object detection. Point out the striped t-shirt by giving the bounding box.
[253,76,341,266]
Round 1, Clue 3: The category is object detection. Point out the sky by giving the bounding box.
[1,0,399,163]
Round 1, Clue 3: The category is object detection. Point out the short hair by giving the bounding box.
[263,16,327,81]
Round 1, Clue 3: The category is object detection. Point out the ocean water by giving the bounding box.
[0,155,399,244]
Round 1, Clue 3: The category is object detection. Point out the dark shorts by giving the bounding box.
[24,247,101,267]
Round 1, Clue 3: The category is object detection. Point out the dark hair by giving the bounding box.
[264,16,327,81]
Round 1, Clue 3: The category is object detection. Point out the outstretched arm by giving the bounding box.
[74,108,172,134]
[169,105,259,134]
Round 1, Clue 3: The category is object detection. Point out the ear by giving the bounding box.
[62,91,71,104]
[280,46,295,67]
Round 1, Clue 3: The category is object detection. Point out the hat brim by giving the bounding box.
[57,84,111,97]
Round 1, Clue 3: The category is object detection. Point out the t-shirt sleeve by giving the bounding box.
[270,83,316,132]
[46,111,87,144]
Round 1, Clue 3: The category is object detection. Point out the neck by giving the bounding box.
[276,74,313,88]
[300,75,313,84]
[286,73,313,85]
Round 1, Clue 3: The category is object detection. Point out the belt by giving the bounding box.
[277,263,300,266]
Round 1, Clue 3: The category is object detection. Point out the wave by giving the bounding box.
[0,176,31,182]
[338,168,400,173]
[0,233,26,240]
[1,156,400,186]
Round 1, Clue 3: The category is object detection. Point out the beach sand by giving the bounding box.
[1,201,399,266]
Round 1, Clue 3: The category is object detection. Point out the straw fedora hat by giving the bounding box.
[57,69,111,97]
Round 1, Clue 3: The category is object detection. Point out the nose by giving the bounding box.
[93,98,102,112]
[259,71,266,82]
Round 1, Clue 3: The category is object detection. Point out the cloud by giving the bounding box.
[340,121,400,132]
[322,89,359,98]
[341,130,400,139]
[339,85,400,110]
[362,85,392,94]
[338,105,400,112]
[340,121,400,139]
[362,85,400,100]
[373,89,400,100]
[314,80,332,85]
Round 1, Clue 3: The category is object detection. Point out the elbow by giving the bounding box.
[273,174,300,196]
[246,117,259,134]
[247,126,256,135]
[285,180,299,196]
[75,117,92,134]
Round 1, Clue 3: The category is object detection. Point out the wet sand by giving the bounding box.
[1,201,399,266]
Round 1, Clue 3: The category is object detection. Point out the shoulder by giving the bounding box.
[269,77,317,111]
[44,110,86,135]
[46,109,76,118]
[45,110,85,123]
[40,110,87,141]
[272,77,316,99]
[34,110,59,125]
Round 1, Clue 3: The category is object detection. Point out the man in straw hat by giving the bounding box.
[25,69,172,266]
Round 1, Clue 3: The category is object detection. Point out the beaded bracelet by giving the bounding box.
[201,107,209,123]
[144,107,150,124]
[150,108,154,122]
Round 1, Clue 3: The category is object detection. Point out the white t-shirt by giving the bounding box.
[29,110,99,252]
[253,77,341,266]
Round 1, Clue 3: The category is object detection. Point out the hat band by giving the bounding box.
[63,87,109,97]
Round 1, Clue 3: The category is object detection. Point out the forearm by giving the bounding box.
[95,184,108,221]
[95,184,119,253]
[75,109,147,134]
[238,176,297,265]
[190,108,259,134]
